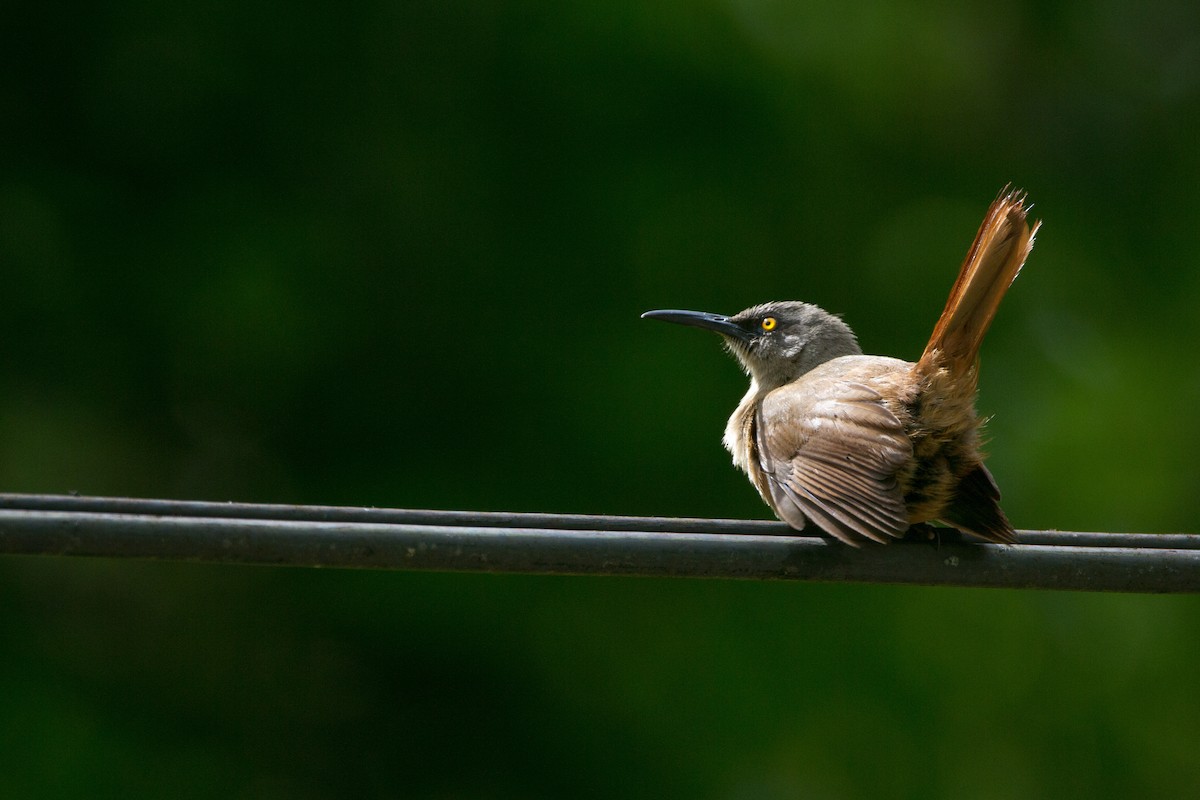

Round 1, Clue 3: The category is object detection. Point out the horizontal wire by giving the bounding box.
[2,493,1196,549]
[0,494,1197,593]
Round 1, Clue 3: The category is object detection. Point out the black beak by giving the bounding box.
[641,309,753,342]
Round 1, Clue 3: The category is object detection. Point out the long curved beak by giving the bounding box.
[641,309,752,342]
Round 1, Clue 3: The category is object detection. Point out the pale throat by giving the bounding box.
[723,378,761,472]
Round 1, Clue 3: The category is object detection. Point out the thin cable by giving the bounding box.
[0,494,1196,593]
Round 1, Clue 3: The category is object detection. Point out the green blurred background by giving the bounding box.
[4,1,1200,797]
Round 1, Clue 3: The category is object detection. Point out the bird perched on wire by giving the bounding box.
[642,189,1039,546]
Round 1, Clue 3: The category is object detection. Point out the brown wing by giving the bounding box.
[756,381,912,546]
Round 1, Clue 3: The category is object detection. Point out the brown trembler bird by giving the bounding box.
[642,189,1040,546]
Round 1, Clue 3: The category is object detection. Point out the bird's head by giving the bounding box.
[642,301,861,390]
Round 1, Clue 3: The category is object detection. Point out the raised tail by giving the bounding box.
[918,189,1040,375]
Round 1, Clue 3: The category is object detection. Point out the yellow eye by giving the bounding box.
[761,316,777,331]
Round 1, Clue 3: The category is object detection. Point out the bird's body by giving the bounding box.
[644,190,1039,546]
[725,350,998,544]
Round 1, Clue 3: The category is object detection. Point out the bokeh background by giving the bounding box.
[4,1,1200,797]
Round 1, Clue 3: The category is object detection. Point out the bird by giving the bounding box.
[642,189,1040,546]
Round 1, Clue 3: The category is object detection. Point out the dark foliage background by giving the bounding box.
[3,2,1200,797]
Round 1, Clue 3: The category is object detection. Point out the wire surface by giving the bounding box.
[0,494,1196,593]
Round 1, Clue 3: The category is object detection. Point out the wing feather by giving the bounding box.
[756,379,912,546]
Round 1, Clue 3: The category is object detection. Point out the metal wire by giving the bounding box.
[0,493,1197,593]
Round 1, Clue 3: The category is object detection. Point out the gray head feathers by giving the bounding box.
[725,301,862,390]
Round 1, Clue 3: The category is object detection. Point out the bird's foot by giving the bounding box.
[901,523,964,547]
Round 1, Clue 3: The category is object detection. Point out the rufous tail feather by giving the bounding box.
[919,188,1040,375]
